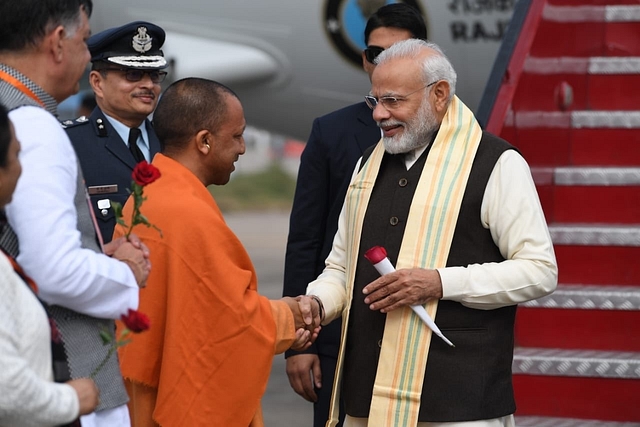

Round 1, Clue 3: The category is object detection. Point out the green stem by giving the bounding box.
[90,344,115,379]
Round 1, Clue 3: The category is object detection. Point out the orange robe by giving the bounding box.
[115,154,295,426]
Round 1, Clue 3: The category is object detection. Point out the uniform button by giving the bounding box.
[101,209,108,216]
[390,216,399,226]
[399,178,408,187]
[378,339,382,348]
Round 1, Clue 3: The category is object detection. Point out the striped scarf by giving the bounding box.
[333,95,482,426]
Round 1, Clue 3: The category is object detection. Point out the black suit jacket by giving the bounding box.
[65,107,162,243]
[283,101,380,358]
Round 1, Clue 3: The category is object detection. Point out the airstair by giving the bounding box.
[477,0,640,424]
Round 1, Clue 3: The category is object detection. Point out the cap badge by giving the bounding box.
[132,26,152,54]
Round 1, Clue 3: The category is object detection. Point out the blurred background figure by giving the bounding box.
[66,21,167,243]
[0,103,100,427]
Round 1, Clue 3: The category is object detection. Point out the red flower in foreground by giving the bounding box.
[364,246,387,264]
[91,309,151,379]
[120,308,151,333]
[112,161,162,239]
[132,161,161,186]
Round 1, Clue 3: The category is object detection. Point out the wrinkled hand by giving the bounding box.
[362,268,443,313]
[111,237,151,288]
[282,296,321,332]
[286,354,321,402]
[67,378,99,416]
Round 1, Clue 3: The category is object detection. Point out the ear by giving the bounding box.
[195,129,212,155]
[431,80,451,115]
[45,25,67,63]
[89,70,104,99]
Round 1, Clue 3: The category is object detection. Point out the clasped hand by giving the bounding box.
[281,296,321,351]
[362,268,443,313]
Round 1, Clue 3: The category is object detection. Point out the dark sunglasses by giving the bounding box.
[102,68,168,84]
[364,46,385,64]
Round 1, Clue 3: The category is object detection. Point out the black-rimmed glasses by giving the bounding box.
[363,46,384,64]
[102,68,168,84]
[364,81,438,110]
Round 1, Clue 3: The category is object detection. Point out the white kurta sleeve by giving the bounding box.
[6,107,138,319]
[438,150,558,309]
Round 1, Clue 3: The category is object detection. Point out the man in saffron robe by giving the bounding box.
[115,77,319,427]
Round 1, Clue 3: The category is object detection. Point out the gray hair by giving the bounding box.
[375,39,457,101]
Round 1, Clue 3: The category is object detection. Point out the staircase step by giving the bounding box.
[516,416,640,427]
[550,224,640,285]
[523,284,640,310]
[504,110,640,167]
[515,57,640,111]
[571,129,640,166]
[514,374,640,422]
[518,285,640,351]
[533,5,640,57]
[513,348,640,421]
[516,306,640,351]
[514,347,640,379]
[533,168,640,223]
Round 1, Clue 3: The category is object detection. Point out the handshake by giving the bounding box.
[280,295,324,351]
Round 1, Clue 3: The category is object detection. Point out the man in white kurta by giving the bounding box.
[306,39,557,427]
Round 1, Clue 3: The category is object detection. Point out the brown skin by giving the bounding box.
[90,69,161,128]
[0,123,22,208]
[67,378,100,416]
[0,7,91,104]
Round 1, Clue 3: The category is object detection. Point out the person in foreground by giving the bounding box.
[66,21,167,242]
[283,5,427,426]
[0,2,151,426]
[306,39,558,427]
[0,104,99,426]
[115,77,320,427]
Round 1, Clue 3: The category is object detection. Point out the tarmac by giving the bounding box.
[225,210,314,426]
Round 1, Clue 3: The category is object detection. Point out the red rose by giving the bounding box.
[132,161,161,186]
[364,246,387,264]
[120,309,151,333]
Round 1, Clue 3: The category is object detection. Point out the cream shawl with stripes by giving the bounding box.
[328,95,482,426]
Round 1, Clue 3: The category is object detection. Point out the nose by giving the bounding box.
[372,102,390,123]
[238,136,246,155]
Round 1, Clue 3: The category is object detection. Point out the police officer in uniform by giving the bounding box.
[66,21,167,243]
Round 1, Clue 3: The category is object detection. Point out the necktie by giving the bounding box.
[128,127,145,163]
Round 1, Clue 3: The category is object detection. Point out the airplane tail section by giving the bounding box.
[478,0,640,425]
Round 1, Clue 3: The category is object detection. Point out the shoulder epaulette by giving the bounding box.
[60,115,90,129]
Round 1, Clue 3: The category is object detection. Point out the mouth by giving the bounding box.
[378,121,403,138]
[134,93,156,103]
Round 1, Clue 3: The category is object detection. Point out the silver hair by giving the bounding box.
[375,38,457,101]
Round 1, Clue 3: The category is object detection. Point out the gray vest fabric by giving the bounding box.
[343,133,517,422]
[0,72,128,411]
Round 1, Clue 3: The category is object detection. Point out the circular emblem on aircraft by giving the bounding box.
[323,0,427,68]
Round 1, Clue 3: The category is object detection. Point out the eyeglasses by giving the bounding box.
[102,68,168,83]
[363,46,384,64]
[364,81,438,110]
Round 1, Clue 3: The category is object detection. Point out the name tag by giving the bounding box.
[88,184,118,195]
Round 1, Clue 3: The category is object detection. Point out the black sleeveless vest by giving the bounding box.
[342,132,518,422]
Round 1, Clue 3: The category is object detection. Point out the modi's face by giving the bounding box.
[370,58,440,154]
[380,94,439,154]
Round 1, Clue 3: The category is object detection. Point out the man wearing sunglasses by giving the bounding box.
[283,4,426,427]
[66,21,167,243]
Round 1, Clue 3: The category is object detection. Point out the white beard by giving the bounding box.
[380,99,439,155]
